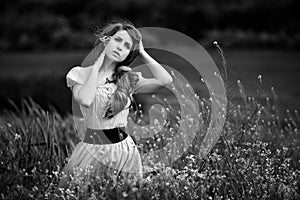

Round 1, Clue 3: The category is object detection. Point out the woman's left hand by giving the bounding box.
[138,39,146,55]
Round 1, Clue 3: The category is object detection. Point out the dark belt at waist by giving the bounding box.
[83,127,128,145]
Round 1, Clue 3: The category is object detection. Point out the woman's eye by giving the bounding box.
[125,44,131,49]
[114,37,121,41]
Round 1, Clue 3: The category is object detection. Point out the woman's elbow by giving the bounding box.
[79,100,92,107]
[74,96,93,107]
[163,76,173,85]
[72,86,94,107]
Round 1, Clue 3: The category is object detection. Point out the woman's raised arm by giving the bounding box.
[72,52,105,107]
[134,40,173,93]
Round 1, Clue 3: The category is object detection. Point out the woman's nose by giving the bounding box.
[117,45,122,51]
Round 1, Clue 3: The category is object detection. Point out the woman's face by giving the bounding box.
[104,30,133,62]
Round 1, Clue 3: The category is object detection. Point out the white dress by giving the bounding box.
[60,66,143,186]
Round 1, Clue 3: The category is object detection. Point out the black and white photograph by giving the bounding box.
[0,0,299,199]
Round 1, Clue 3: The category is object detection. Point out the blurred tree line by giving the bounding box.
[0,0,299,51]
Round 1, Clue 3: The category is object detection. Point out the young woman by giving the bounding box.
[59,19,172,187]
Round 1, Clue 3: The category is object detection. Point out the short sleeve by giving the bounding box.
[66,66,91,88]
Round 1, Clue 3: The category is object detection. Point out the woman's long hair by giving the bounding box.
[82,19,142,118]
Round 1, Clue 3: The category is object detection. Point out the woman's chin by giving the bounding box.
[107,55,121,63]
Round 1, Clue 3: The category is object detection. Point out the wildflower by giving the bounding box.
[258,74,263,83]
[52,170,59,177]
[32,186,38,192]
[122,191,128,197]
[31,166,37,173]
[132,187,139,192]
[14,133,21,140]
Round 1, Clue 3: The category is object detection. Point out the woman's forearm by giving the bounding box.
[75,52,105,106]
[75,65,99,106]
[140,50,173,84]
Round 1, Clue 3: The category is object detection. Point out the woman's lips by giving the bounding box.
[112,51,120,57]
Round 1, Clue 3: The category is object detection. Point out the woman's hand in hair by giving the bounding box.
[138,39,145,55]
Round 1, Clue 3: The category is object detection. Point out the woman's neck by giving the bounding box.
[100,55,117,73]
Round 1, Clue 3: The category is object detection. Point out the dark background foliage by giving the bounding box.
[1,0,299,51]
[0,0,299,116]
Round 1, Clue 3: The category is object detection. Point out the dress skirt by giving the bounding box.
[59,134,143,188]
